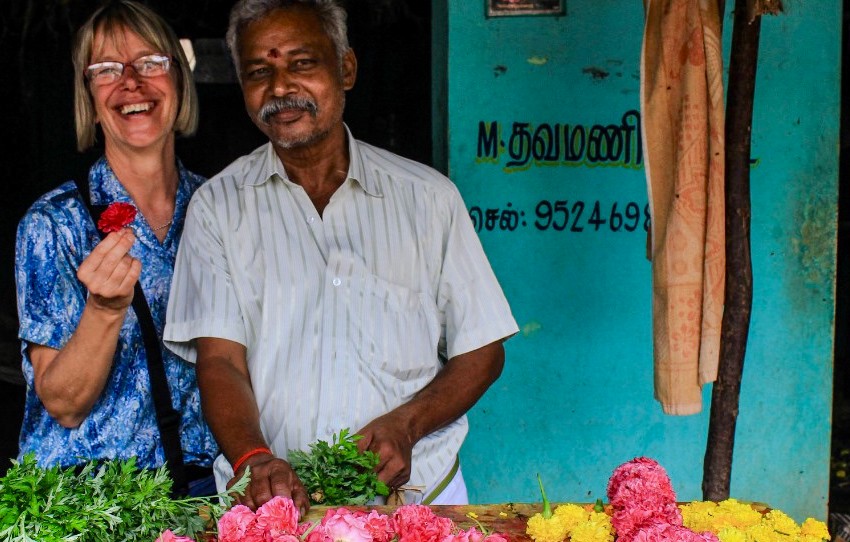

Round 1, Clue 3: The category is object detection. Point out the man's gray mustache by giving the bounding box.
[259,97,319,124]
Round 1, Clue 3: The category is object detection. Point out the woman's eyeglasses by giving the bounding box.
[86,54,172,86]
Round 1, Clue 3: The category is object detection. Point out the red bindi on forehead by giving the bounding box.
[267,48,281,59]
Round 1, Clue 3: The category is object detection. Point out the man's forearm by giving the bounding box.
[400,339,505,442]
[356,339,506,489]
[196,338,270,463]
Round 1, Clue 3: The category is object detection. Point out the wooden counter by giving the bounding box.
[304,503,563,542]
[302,501,770,542]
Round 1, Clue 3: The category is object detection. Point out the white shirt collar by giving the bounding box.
[249,124,383,198]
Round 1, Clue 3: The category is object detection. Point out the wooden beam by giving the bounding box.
[702,0,760,501]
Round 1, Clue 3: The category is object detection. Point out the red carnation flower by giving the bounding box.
[97,202,137,233]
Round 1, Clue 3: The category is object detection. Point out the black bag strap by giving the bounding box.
[72,172,188,497]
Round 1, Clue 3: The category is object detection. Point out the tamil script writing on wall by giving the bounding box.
[469,199,650,234]
[476,109,643,171]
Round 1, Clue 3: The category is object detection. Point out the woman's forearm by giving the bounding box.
[30,301,127,427]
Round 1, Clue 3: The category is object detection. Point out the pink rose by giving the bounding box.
[320,507,373,542]
[297,521,316,536]
[440,527,485,542]
[218,504,258,542]
[362,509,395,542]
[393,504,455,542]
[483,534,510,542]
[255,496,301,536]
[304,525,332,542]
[154,530,195,542]
[97,202,137,233]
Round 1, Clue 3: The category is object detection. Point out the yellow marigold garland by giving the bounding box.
[681,498,764,532]
[526,512,572,542]
[801,518,831,540]
[716,526,749,542]
[679,499,830,542]
[526,462,830,542]
[524,497,831,542]
[570,511,614,542]
[554,504,590,531]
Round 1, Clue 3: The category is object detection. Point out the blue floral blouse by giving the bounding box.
[15,157,219,469]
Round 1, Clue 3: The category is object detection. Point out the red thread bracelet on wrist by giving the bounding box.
[232,446,273,473]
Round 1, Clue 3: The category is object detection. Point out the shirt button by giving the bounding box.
[308,216,315,223]
[332,277,341,286]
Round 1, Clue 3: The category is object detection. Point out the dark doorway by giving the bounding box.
[830,0,850,524]
[0,0,432,472]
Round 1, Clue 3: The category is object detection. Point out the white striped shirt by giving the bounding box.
[164,130,518,498]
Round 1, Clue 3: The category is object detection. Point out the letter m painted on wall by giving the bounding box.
[477,121,500,159]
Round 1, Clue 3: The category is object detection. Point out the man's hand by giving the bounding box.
[356,341,506,492]
[196,337,310,514]
[357,413,414,491]
[229,453,310,513]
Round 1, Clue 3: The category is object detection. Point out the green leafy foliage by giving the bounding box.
[0,454,249,542]
[288,428,390,506]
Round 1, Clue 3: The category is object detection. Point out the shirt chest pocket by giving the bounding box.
[348,273,440,379]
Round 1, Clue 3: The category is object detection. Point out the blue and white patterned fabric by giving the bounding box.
[15,156,218,469]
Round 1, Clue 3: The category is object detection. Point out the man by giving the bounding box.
[165,0,517,511]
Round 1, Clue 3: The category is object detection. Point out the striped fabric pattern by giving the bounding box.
[165,129,518,498]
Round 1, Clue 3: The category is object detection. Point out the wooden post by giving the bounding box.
[702,0,760,501]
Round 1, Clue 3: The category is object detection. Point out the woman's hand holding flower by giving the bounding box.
[77,228,141,313]
[28,227,141,428]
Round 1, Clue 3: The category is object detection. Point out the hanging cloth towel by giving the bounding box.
[640,0,726,415]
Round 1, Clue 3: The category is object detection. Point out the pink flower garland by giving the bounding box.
[606,457,719,542]
[306,507,387,542]
[216,497,302,542]
[158,498,510,542]
[154,530,194,542]
[393,504,455,542]
[617,521,720,542]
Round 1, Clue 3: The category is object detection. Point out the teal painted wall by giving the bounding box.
[442,1,841,522]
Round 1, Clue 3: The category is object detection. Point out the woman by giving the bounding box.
[15,1,218,496]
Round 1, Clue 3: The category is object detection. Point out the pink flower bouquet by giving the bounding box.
[606,457,683,538]
[158,497,510,542]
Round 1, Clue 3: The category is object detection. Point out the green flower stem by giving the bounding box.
[537,473,553,519]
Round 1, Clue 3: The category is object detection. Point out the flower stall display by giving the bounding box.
[526,457,831,542]
[208,496,509,542]
[526,474,613,542]
[0,454,247,541]
[289,428,390,506]
[680,499,831,542]
[0,452,832,542]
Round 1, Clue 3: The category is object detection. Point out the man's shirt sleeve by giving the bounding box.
[164,186,248,362]
[438,185,519,360]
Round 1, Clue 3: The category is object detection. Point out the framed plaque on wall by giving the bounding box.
[487,0,565,17]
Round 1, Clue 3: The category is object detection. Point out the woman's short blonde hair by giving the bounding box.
[72,0,198,151]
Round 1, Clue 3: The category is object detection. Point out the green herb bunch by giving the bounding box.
[0,454,248,542]
[288,428,389,506]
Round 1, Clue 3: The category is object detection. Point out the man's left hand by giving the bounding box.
[356,414,414,491]
[355,341,506,493]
